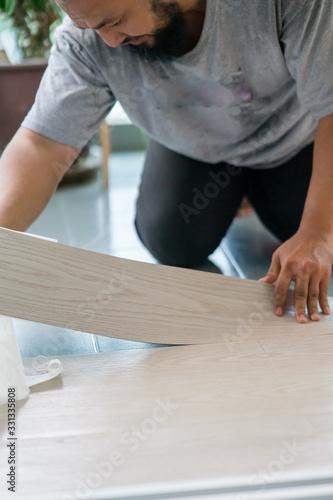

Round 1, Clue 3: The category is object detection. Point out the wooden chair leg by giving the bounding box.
[99,121,111,190]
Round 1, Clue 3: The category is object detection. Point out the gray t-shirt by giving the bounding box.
[22,0,333,168]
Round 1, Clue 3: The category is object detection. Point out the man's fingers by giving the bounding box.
[307,277,320,321]
[306,270,331,320]
[274,273,292,316]
[259,254,281,284]
[259,246,332,321]
[294,276,310,323]
[319,274,331,315]
[297,271,330,322]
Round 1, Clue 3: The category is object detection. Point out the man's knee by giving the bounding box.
[134,212,216,268]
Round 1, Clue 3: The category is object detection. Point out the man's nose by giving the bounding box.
[96,27,127,47]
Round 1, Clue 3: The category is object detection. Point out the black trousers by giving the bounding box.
[135,140,314,267]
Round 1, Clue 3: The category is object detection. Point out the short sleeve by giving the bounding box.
[280,0,333,121]
[22,19,115,148]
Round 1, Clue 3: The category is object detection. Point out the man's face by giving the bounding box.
[57,0,187,61]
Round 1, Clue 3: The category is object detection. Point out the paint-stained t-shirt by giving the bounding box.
[22,0,333,168]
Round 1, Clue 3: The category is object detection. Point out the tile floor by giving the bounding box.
[14,148,333,359]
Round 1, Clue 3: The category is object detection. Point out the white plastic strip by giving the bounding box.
[26,357,63,387]
[0,316,63,404]
[0,315,30,404]
[0,226,57,242]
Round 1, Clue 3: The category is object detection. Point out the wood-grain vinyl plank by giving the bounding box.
[1,228,333,345]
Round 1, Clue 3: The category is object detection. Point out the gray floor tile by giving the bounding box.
[94,336,170,352]
[223,214,280,280]
[14,320,97,359]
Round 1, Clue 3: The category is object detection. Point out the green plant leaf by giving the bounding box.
[5,0,16,15]
[1,0,63,59]
[32,0,47,10]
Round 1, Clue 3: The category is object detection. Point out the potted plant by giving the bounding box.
[0,0,62,150]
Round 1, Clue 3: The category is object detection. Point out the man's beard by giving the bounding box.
[126,1,187,62]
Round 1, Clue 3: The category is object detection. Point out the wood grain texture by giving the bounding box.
[0,338,333,499]
[0,227,333,345]
[99,121,110,190]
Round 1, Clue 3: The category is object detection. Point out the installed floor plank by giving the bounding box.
[0,338,332,499]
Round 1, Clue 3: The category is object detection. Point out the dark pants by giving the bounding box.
[135,140,314,267]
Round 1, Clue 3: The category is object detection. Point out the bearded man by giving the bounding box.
[1,0,333,323]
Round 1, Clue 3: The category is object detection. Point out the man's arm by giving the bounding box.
[260,113,333,322]
[0,127,81,231]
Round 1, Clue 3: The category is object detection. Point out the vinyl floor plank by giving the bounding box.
[1,341,332,499]
[1,228,333,345]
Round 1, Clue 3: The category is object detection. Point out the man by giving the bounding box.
[0,0,333,324]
